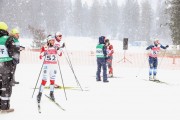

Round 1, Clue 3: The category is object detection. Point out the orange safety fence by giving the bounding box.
[20,49,180,70]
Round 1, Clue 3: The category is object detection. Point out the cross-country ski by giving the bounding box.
[44,94,65,111]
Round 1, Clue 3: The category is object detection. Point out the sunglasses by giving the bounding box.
[57,35,62,37]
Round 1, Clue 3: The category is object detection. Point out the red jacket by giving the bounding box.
[107,44,114,56]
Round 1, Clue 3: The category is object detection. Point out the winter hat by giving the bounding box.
[105,39,109,43]
[47,35,55,41]
[99,36,105,44]
[0,22,8,31]
[154,39,159,44]
[55,32,62,37]
[11,28,20,35]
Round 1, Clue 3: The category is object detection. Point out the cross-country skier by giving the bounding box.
[0,22,19,113]
[105,39,114,77]
[96,36,109,82]
[54,32,65,88]
[146,39,169,80]
[37,35,62,103]
[55,32,65,49]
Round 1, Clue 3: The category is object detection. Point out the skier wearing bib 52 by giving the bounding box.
[37,35,62,103]
[146,39,169,81]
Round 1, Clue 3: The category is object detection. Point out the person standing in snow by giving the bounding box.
[37,35,62,103]
[146,39,169,81]
[0,22,19,113]
[8,28,23,86]
[96,36,109,82]
[105,39,114,77]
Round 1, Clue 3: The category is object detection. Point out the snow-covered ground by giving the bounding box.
[1,64,180,120]
[1,37,180,120]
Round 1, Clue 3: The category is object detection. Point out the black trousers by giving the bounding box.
[12,64,17,82]
[0,61,13,110]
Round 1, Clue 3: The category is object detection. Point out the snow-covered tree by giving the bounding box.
[81,2,91,37]
[168,0,180,45]
[122,0,140,42]
[140,0,153,44]
[72,0,83,36]
[89,0,102,37]
[152,0,171,43]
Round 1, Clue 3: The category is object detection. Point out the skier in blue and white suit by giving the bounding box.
[146,39,169,80]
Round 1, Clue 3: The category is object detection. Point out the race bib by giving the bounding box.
[45,54,57,61]
[0,45,9,57]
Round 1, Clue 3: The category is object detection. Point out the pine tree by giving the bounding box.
[81,2,91,37]
[153,0,171,43]
[122,0,140,42]
[89,0,102,38]
[140,0,153,44]
[168,0,180,45]
[72,0,83,36]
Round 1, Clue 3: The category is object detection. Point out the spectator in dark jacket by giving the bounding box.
[0,22,19,113]
[96,36,108,82]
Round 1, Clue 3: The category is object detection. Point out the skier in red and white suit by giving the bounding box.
[37,35,62,103]
[53,32,65,88]
[54,32,65,50]
[105,39,114,77]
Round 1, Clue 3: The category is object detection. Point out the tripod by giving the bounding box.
[117,50,132,63]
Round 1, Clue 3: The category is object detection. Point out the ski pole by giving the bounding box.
[62,50,72,69]
[63,46,83,91]
[57,56,68,100]
[62,49,83,91]
[32,57,45,98]
[158,49,167,68]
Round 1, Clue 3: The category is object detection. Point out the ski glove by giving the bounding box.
[39,55,43,59]
[55,46,60,50]
[61,43,65,48]
[20,46,25,51]
[166,45,169,48]
[12,58,19,65]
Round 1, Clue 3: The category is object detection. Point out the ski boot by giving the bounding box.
[13,81,19,84]
[54,84,60,88]
[50,91,55,101]
[1,108,14,113]
[10,80,19,86]
[103,79,109,83]
[149,75,153,81]
[153,75,159,81]
[108,74,113,78]
[37,92,42,103]
[96,77,101,81]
